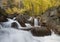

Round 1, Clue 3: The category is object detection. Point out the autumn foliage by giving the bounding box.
[2,0,60,16]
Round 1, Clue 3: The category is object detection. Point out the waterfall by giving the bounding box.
[1,18,22,28]
[34,18,39,27]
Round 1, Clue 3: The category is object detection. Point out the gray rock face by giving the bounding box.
[40,6,60,35]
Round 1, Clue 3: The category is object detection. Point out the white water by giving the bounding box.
[25,23,32,27]
[28,17,33,21]
[0,27,60,42]
[0,28,39,42]
[0,18,60,42]
[33,31,60,42]
[28,17,39,27]
[34,18,39,27]
[1,18,22,28]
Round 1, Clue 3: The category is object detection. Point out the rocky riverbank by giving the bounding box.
[0,6,60,36]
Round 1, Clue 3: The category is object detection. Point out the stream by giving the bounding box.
[0,18,60,42]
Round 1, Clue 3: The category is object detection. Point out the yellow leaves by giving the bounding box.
[5,8,13,14]
[17,9,26,14]
[22,0,32,10]
[5,7,27,14]
[12,7,18,13]
[5,0,60,16]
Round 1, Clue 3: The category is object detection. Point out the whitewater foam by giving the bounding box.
[0,18,60,42]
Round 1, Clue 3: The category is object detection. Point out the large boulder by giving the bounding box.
[11,22,18,29]
[31,26,51,36]
[15,14,30,27]
[40,6,60,35]
[0,7,8,22]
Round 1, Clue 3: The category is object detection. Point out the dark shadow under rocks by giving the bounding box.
[11,22,18,29]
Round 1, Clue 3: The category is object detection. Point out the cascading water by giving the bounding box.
[0,18,22,28]
[34,18,39,27]
[0,18,60,42]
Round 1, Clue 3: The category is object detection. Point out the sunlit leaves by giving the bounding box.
[4,0,60,16]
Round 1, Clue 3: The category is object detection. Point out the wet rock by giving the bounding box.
[11,22,18,29]
[0,7,8,22]
[15,14,29,27]
[52,25,60,35]
[28,17,34,26]
[36,16,41,26]
[31,26,51,36]
[7,13,18,19]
